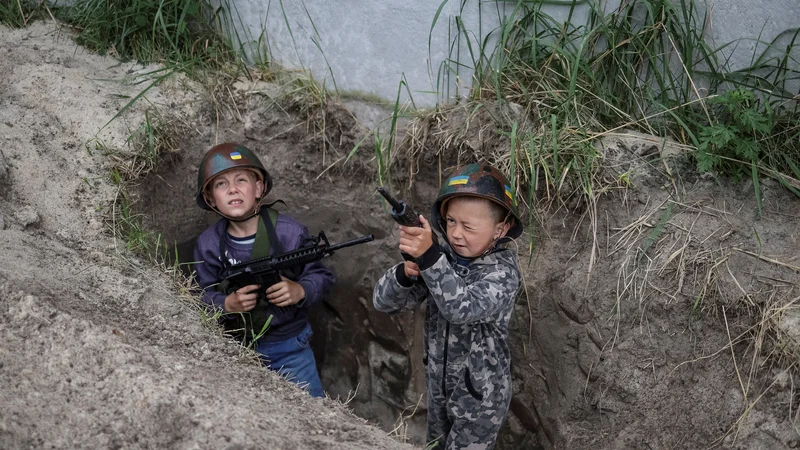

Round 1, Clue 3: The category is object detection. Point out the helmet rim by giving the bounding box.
[196,143,272,211]
[430,163,523,240]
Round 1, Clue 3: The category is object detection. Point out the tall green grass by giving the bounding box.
[0,0,49,27]
[426,0,800,212]
[57,0,239,69]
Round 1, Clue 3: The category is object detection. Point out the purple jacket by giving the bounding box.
[193,212,335,342]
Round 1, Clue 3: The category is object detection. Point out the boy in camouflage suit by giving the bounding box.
[373,163,523,450]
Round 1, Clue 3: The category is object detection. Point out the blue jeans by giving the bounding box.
[254,323,324,398]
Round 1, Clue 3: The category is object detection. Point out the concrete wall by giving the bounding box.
[222,0,799,106]
[221,0,494,106]
[222,0,800,108]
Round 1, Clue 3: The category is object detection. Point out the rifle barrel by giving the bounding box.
[326,234,374,253]
[377,187,404,213]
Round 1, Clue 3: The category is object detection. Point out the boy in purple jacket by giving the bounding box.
[193,142,334,397]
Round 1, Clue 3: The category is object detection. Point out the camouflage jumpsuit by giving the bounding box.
[373,240,520,450]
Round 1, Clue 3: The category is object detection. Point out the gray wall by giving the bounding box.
[222,0,494,106]
[222,0,799,106]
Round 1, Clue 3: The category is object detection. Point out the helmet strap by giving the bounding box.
[501,208,513,232]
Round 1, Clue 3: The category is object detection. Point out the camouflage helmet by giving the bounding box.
[196,142,272,210]
[431,163,523,239]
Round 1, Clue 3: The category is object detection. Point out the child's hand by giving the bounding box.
[266,276,306,307]
[403,261,421,278]
[399,215,433,259]
[224,284,260,312]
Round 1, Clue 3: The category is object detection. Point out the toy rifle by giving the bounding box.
[377,187,422,228]
[219,231,373,343]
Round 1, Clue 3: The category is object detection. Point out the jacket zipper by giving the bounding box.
[442,322,450,393]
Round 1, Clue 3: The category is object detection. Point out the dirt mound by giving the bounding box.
[515,150,800,449]
[0,22,412,450]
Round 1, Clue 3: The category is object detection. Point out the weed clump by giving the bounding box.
[424,0,800,209]
[0,0,50,28]
[58,0,237,68]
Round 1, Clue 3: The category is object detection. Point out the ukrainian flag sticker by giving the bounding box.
[448,176,469,186]
[505,185,514,202]
[230,151,242,160]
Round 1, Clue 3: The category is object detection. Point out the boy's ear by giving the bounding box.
[495,221,511,239]
[255,178,265,199]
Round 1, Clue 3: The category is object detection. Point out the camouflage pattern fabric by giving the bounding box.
[373,240,521,450]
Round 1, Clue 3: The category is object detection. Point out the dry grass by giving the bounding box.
[108,110,183,182]
[268,68,362,168]
[397,102,508,189]
[607,181,800,436]
[606,186,800,445]
[388,394,424,444]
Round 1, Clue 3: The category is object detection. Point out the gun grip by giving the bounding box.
[255,272,283,305]
[400,251,421,282]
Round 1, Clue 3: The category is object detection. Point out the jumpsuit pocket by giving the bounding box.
[464,367,484,401]
[293,324,313,349]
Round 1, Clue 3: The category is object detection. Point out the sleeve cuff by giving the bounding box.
[296,279,315,308]
[415,244,441,271]
[395,264,414,287]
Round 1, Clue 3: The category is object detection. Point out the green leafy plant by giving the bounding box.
[59,0,236,68]
[696,88,774,174]
[695,88,787,216]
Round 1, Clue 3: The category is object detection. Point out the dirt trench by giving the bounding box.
[132,70,800,450]
[131,84,435,442]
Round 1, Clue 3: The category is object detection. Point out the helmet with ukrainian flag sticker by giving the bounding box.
[196,142,272,210]
[431,163,523,239]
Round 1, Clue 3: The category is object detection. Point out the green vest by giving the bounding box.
[250,207,280,259]
[224,207,280,345]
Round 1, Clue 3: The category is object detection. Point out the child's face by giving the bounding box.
[206,169,264,220]
[444,197,510,258]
